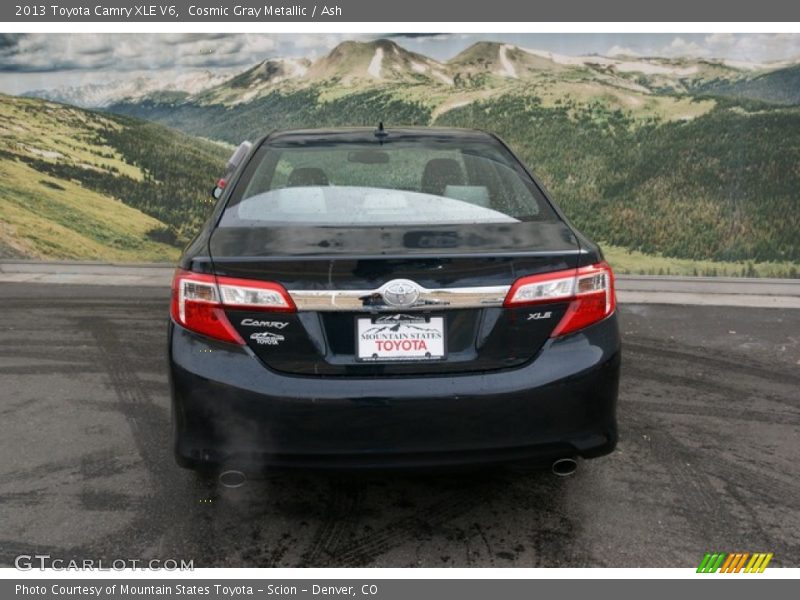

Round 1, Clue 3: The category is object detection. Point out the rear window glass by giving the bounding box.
[219,136,558,227]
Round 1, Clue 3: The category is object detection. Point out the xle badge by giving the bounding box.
[527,311,552,320]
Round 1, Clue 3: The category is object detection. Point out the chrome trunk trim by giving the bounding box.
[288,285,510,311]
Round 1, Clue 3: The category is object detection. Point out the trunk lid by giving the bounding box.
[209,222,580,376]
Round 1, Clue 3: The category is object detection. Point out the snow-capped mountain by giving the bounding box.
[304,39,452,85]
[24,70,232,108]
[194,58,311,105]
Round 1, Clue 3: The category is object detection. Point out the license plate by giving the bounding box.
[356,314,446,362]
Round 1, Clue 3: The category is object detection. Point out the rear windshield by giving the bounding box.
[219,135,559,227]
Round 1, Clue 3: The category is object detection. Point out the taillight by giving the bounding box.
[170,269,295,344]
[504,262,616,337]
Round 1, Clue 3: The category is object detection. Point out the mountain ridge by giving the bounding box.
[24,69,231,108]
[24,39,800,109]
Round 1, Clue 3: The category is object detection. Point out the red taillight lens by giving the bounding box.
[170,269,295,344]
[504,262,616,337]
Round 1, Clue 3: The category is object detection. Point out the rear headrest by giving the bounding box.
[287,167,329,187]
[421,158,464,196]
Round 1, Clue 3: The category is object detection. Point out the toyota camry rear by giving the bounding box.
[168,126,620,472]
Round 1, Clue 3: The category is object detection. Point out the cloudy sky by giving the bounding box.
[1,32,799,95]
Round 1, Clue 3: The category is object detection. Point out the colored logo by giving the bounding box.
[697,552,773,573]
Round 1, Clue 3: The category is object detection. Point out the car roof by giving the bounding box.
[265,126,497,145]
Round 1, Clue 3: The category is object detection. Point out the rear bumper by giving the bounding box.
[168,314,620,471]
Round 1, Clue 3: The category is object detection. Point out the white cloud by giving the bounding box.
[662,36,709,57]
[0,34,281,73]
[289,33,370,51]
[701,32,800,62]
[607,45,640,57]
[649,33,800,63]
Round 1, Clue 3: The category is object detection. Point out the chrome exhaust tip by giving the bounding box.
[551,457,578,477]
[218,470,247,488]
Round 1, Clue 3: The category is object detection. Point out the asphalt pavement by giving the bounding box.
[0,282,798,568]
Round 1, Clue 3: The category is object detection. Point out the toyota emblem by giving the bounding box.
[380,279,421,307]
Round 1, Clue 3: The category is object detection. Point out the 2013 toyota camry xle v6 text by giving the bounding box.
[168,126,620,475]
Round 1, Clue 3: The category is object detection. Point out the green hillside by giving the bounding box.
[0,94,227,260]
[694,65,800,105]
[114,86,434,142]
[437,94,800,264]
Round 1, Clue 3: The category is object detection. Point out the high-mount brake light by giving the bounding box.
[170,269,296,344]
[504,262,616,337]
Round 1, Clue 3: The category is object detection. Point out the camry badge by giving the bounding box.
[380,279,421,308]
